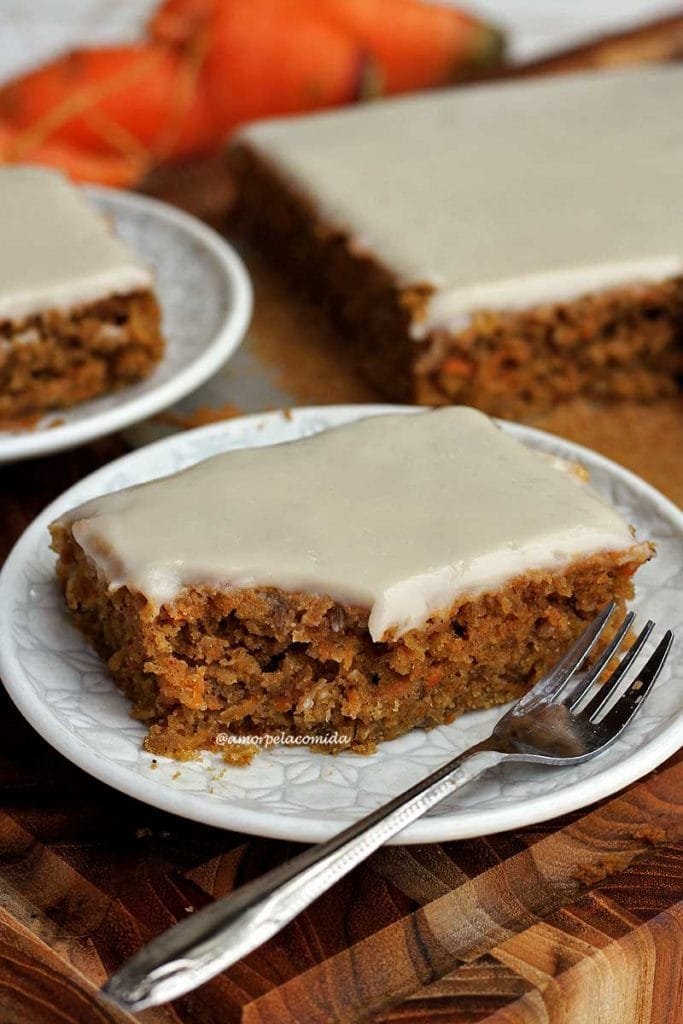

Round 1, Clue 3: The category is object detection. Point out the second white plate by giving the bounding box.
[0,405,681,843]
[0,187,252,463]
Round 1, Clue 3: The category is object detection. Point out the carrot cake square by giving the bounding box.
[231,66,683,418]
[50,408,652,760]
[0,167,164,424]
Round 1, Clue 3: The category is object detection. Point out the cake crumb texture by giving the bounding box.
[51,523,650,761]
[231,143,683,418]
[1,291,163,423]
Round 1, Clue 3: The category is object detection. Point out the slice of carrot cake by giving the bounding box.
[0,167,164,425]
[50,408,652,760]
[231,66,683,418]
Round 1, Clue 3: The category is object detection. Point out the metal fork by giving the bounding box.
[102,603,673,1012]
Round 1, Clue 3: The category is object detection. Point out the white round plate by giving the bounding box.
[1,405,681,844]
[0,186,252,463]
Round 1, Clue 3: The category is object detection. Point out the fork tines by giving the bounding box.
[566,611,673,732]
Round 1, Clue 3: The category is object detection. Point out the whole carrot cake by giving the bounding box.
[50,408,652,761]
[231,66,683,418]
[0,167,164,425]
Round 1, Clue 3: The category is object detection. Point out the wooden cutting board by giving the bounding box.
[1,433,682,1024]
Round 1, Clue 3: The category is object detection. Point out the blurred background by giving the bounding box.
[1,0,681,79]
[2,0,682,491]
[1,0,682,199]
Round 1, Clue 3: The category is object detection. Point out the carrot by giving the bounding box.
[0,122,14,157]
[154,0,504,93]
[0,44,216,163]
[1,120,145,186]
[149,0,214,46]
[2,0,505,187]
[28,141,146,187]
[425,668,444,689]
[442,356,473,378]
[200,0,366,130]
[319,0,504,93]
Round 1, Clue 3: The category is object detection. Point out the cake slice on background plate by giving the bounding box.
[0,167,164,425]
[50,408,653,762]
[231,66,683,419]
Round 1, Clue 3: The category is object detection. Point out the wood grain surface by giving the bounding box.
[0,633,680,1024]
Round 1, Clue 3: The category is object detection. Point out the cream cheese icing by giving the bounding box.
[57,408,639,641]
[236,66,683,337]
[0,167,152,322]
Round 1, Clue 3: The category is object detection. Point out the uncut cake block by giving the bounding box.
[0,167,164,423]
[231,66,683,418]
[50,408,652,761]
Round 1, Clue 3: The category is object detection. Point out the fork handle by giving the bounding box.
[104,738,505,1011]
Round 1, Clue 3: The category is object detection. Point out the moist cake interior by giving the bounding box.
[0,167,164,424]
[50,409,653,762]
[231,67,683,418]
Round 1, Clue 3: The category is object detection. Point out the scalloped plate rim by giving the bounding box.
[0,186,252,463]
[0,404,681,844]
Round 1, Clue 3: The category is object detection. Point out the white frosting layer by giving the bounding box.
[0,167,152,322]
[59,409,638,641]
[237,66,683,335]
